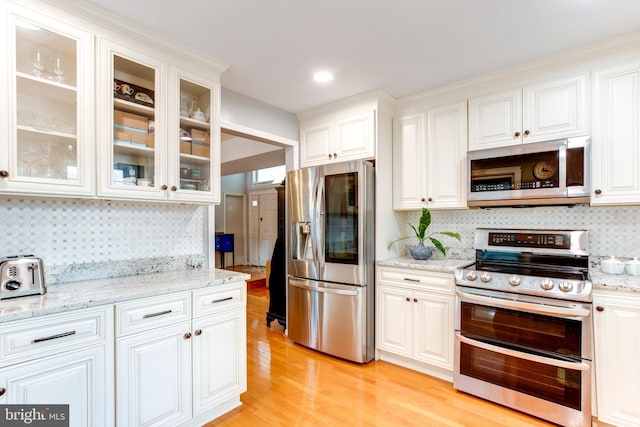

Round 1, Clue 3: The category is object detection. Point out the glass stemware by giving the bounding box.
[32,46,46,78]
[53,52,64,83]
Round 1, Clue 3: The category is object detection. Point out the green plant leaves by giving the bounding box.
[387,207,460,257]
[428,237,446,256]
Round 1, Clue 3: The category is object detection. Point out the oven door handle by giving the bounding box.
[456,289,591,319]
[456,333,590,371]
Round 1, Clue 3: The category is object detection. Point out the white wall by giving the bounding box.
[221,88,299,141]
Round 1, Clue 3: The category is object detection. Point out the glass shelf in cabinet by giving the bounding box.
[179,153,210,165]
[180,116,210,129]
[17,73,77,104]
[114,98,154,118]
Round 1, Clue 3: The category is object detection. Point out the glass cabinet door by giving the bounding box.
[111,55,157,191]
[177,78,211,193]
[169,67,220,203]
[3,7,94,196]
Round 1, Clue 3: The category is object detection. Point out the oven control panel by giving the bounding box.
[488,232,570,249]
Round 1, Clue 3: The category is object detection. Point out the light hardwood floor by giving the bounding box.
[206,287,555,427]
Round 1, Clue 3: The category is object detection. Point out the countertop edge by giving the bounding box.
[0,269,250,323]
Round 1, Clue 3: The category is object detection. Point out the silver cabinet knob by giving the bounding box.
[466,271,477,281]
[540,278,554,290]
[480,272,492,283]
[508,275,521,286]
[559,281,573,292]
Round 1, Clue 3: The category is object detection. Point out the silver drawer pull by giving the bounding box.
[403,277,420,282]
[211,296,233,304]
[142,309,173,319]
[32,330,76,344]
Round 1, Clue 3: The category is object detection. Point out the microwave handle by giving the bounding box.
[456,333,590,371]
[558,142,567,193]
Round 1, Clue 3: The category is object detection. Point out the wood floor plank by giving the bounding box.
[205,288,556,427]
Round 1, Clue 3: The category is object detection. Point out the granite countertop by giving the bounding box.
[377,257,473,274]
[0,268,250,323]
[590,270,640,293]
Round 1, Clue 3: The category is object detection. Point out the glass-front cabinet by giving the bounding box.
[170,68,220,203]
[98,38,220,203]
[0,4,94,196]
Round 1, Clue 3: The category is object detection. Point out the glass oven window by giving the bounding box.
[460,302,582,359]
[459,342,582,410]
[324,173,358,264]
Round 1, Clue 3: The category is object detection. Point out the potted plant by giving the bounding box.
[388,207,461,260]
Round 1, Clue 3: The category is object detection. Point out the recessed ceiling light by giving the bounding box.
[313,71,333,83]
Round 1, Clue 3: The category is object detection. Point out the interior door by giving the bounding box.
[224,193,245,266]
[249,191,278,266]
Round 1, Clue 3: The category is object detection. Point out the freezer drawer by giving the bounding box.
[287,277,373,363]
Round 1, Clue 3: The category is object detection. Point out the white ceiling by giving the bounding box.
[85,0,640,114]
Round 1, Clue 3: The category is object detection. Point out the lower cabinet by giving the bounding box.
[376,266,454,381]
[593,290,640,427]
[0,306,114,427]
[116,283,247,427]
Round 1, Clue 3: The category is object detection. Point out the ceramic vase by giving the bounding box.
[410,241,432,260]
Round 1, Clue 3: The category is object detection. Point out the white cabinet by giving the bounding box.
[468,74,587,150]
[0,306,114,427]
[376,266,454,380]
[592,63,640,205]
[593,290,640,427]
[0,2,95,197]
[116,284,246,426]
[300,110,374,167]
[392,101,467,210]
[117,321,192,426]
[97,38,221,204]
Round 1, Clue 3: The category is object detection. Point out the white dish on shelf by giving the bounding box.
[601,256,625,275]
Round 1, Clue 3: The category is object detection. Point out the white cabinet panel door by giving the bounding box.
[376,285,412,357]
[0,346,109,427]
[300,123,332,167]
[592,66,640,205]
[468,89,522,150]
[392,113,427,210]
[523,74,587,143]
[116,322,191,427]
[412,291,453,369]
[426,102,467,209]
[334,110,375,161]
[192,309,246,415]
[594,292,640,427]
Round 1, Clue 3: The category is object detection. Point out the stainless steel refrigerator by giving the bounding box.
[287,160,374,363]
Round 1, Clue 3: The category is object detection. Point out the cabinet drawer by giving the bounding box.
[0,306,111,366]
[377,267,454,294]
[116,292,191,337]
[193,284,245,318]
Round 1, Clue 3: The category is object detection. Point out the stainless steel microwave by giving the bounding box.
[467,136,590,207]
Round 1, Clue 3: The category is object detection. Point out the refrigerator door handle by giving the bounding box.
[289,279,359,296]
[314,175,325,277]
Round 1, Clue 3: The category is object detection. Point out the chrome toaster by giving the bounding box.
[0,255,46,299]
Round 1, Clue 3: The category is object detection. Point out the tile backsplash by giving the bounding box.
[0,197,204,284]
[403,204,640,259]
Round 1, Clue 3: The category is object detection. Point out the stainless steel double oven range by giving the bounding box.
[454,228,592,427]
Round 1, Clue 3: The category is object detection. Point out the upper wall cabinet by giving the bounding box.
[299,110,375,167]
[0,3,95,197]
[468,74,588,151]
[592,62,640,206]
[97,39,221,203]
[393,101,467,210]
